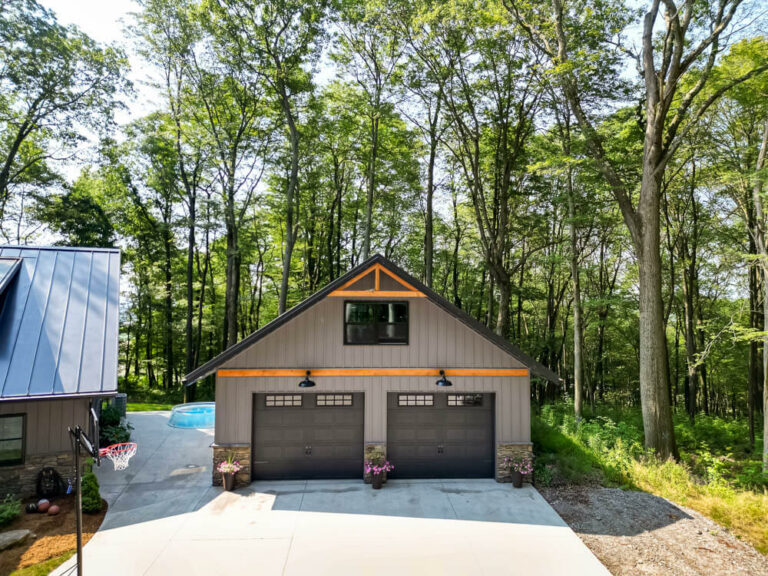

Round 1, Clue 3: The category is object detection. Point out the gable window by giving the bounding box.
[344,301,408,345]
[0,414,25,466]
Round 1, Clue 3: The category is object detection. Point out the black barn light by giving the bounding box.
[436,370,452,387]
[299,370,316,388]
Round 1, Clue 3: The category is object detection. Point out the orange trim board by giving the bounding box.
[217,368,529,378]
[328,290,427,297]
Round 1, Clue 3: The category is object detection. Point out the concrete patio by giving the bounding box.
[53,411,609,575]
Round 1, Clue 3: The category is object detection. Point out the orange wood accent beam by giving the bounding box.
[217,368,529,378]
[375,266,380,290]
[334,266,376,291]
[327,290,427,298]
[376,264,421,292]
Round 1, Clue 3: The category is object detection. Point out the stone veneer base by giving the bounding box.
[363,443,387,483]
[496,442,534,484]
[212,444,251,488]
[0,452,76,497]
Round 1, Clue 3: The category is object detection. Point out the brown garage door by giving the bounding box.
[251,392,364,480]
[387,392,494,478]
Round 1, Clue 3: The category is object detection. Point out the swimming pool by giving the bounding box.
[168,402,215,429]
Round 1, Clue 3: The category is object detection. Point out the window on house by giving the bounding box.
[447,394,484,407]
[316,394,353,407]
[0,414,25,466]
[398,394,434,407]
[344,301,408,345]
[265,395,302,407]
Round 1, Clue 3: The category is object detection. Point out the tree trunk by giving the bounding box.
[224,181,240,348]
[424,125,438,287]
[278,79,300,315]
[637,165,677,459]
[362,113,379,260]
[568,167,583,420]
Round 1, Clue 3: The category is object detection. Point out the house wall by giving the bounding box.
[221,298,526,370]
[215,375,531,446]
[0,397,91,496]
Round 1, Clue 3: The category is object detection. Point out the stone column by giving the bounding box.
[212,444,250,487]
[363,443,387,483]
[496,442,533,483]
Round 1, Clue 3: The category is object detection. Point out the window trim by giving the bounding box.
[316,394,354,407]
[397,394,434,407]
[343,300,409,346]
[0,413,26,467]
[264,395,303,408]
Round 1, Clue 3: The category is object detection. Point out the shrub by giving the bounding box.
[100,423,131,446]
[0,494,22,526]
[100,404,121,427]
[81,472,103,514]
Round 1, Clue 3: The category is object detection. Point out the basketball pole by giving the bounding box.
[68,426,84,576]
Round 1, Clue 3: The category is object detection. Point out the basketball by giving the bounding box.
[37,499,50,513]
[25,503,37,513]
[47,505,60,516]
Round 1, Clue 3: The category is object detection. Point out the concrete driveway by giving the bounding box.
[54,412,609,576]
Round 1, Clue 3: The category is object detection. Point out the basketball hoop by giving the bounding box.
[99,442,137,471]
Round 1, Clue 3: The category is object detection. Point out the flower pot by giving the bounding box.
[371,474,384,490]
[511,470,523,488]
[223,472,235,491]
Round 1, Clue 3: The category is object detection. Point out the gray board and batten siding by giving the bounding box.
[215,296,531,446]
[0,246,121,401]
[0,397,91,455]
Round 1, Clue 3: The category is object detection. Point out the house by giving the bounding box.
[0,246,120,495]
[184,254,558,485]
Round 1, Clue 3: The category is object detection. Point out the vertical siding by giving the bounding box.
[0,397,90,455]
[215,375,530,446]
[223,298,526,370]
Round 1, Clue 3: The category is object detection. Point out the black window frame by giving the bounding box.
[0,413,25,467]
[343,300,409,345]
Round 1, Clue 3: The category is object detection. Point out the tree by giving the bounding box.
[506,0,768,459]
[207,0,330,314]
[0,0,127,221]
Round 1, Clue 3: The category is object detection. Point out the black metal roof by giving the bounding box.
[184,254,560,384]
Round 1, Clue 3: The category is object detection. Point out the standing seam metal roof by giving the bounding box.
[0,246,121,400]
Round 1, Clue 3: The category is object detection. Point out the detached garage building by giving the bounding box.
[184,255,558,485]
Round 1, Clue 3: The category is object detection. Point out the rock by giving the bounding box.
[0,529,31,552]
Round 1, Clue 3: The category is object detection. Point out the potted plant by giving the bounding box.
[364,459,394,489]
[217,455,242,491]
[502,455,533,488]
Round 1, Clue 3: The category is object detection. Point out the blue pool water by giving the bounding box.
[168,402,215,429]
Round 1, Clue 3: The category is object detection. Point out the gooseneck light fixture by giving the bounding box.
[299,370,316,388]
[436,369,452,387]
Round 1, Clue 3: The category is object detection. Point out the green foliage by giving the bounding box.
[99,404,122,427]
[534,403,768,553]
[127,402,175,412]
[100,423,132,447]
[81,472,103,514]
[0,494,22,526]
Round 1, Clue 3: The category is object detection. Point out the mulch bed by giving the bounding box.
[0,495,107,574]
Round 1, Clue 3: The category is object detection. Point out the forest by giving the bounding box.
[2,0,768,552]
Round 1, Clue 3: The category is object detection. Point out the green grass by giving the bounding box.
[533,403,768,554]
[127,402,174,412]
[10,551,75,576]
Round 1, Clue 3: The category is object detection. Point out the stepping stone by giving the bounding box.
[0,529,30,551]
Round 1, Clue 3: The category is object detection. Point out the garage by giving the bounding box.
[386,392,495,479]
[251,392,364,480]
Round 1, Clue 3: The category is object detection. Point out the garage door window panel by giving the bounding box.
[265,395,302,407]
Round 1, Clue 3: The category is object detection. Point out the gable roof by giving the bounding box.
[0,246,121,401]
[184,254,560,384]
